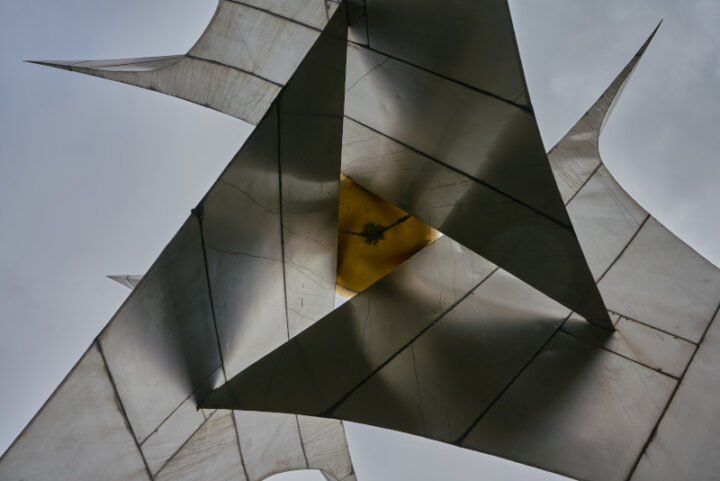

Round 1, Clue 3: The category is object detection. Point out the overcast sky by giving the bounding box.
[0,0,718,479]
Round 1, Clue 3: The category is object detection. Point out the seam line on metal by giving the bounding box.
[95,339,154,479]
[595,214,651,286]
[186,54,284,87]
[195,210,229,382]
[225,0,323,32]
[625,299,720,481]
[323,266,499,417]
[349,45,532,114]
[343,115,573,230]
[558,327,680,380]
[230,411,252,480]
[454,311,574,444]
[276,100,292,341]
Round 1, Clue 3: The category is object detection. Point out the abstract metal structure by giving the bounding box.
[2,2,719,481]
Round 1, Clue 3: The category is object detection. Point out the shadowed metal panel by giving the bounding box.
[99,216,222,442]
[331,269,569,442]
[598,217,720,342]
[155,411,246,481]
[364,0,528,105]
[201,105,287,379]
[347,0,368,46]
[341,117,610,326]
[0,344,150,481]
[462,332,677,481]
[631,308,720,481]
[562,314,695,378]
[203,235,497,412]
[278,4,348,336]
[345,45,566,225]
[199,8,356,481]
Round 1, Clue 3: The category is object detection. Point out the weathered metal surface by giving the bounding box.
[631,308,720,481]
[363,0,528,105]
[155,411,246,481]
[203,235,497,413]
[0,345,150,481]
[341,117,610,326]
[13,2,720,481]
[5,7,355,481]
[562,313,696,378]
[331,269,569,442]
[462,332,677,481]
[99,215,221,443]
[566,165,648,280]
[598,217,720,342]
[277,5,348,336]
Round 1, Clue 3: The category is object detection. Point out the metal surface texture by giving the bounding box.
[277,6,347,336]
[204,235,498,413]
[3,7,356,481]
[630,308,720,481]
[32,55,281,124]
[341,116,610,326]
[363,0,529,106]
[204,19,720,481]
[566,164,648,280]
[0,344,150,481]
[330,270,570,443]
[108,274,143,290]
[201,105,287,378]
[344,44,565,224]
[597,217,720,342]
[462,332,677,481]
[8,1,720,481]
[30,0,328,124]
[547,24,659,204]
[99,215,221,442]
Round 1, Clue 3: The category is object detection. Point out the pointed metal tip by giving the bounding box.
[638,19,663,56]
[25,60,76,70]
[649,18,663,39]
[108,275,143,290]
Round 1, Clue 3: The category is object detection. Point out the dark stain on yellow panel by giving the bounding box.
[337,177,438,295]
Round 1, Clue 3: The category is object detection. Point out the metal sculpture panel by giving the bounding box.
[3,2,720,481]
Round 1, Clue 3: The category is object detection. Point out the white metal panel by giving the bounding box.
[190,1,319,85]
[631,309,720,481]
[598,217,720,342]
[234,412,307,481]
[155,411,246,481]
[567,165,648,280]
[140,396,206,474]
[0,345,149,481]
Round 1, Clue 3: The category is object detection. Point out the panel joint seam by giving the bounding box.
[343,115,573,230]
[322,266,500,417]
[95,338,154,480]
[625,299,720,480]
[454,311,574,445]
